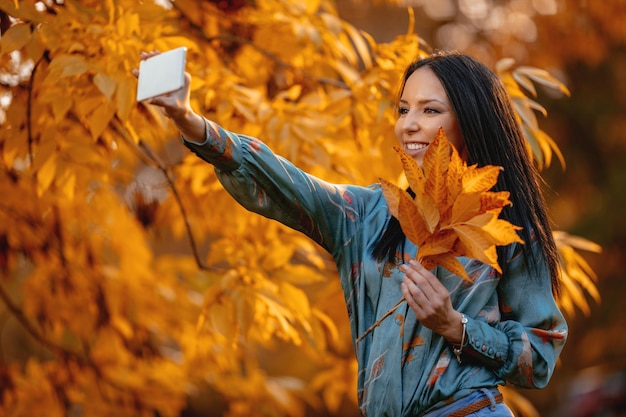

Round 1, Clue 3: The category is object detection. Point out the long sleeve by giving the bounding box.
[459,242,568,388]
[182,118,382,256]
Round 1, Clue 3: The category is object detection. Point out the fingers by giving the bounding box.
[399,260,438,294]
[401,280,416,312]
[400,259,451,317]
[140,50,161,60]
[132,51,162,78]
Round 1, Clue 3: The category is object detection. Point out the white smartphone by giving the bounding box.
[136,47,187,102]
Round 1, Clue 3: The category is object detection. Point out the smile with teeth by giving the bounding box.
[406,142,429,151]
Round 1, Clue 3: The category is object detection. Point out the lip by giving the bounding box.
[403,141,430,157]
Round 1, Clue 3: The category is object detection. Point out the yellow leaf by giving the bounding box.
[36,153,57,196]
[209,298,238,340]
[450,222,500,272]
[495,57,516,73]
[87,102,116,140]
[423,128,451,210]
[417,229,456,259]
[379,177,402,218]
[45,55,90,83]
[116,77,134,122]
[111,315,133,340]
[417,193,440,234]
[94,72,117,101]
[461,164,501,193]
[515,66,571,96]
[397,189,428,247]
[56,164,76,199]
[449,192,482,225]
[554,230,602,254]
[446,147,464,203]
[0,22,31,54]
[341,21,373,69]
[275,264,327,285]
[393,145,424,196]
[116,10,140,37]
[435,253,470,281]
[261,241,295,271]
[560,272,592,316]
[330,60,360,86]
[279,281,310,319]
[63,142,102,164]
[480,191,512,214]
[393,147,439,232]
[195,311,206,334]
[276,85,303,101]
[513,97,539,130]
[51,96,73,123]
[312,308,339,347]
[512,71,537,97]
[479,216,524,246]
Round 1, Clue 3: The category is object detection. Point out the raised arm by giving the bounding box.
[183,121,380,255]
[135,53,381,255]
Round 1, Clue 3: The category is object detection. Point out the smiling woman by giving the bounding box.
[139,49,567,417]
[394,66,466,165]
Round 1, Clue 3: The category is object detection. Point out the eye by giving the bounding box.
[397,106,409,116]
[424,107,440,114]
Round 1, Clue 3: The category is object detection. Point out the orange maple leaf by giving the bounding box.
[381,128,524,281]
[357,129,524,344]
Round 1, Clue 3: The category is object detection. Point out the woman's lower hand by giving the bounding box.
[400,260,463,343]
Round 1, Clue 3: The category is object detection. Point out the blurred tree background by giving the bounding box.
[0,0,623,416]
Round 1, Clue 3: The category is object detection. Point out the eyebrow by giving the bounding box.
[398,98,447,106]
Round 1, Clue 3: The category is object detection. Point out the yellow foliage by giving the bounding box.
[553,231,602,317]
[497,58,569,170]
[0,1,599,416]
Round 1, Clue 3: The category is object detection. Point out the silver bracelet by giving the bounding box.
[453,314,468,364]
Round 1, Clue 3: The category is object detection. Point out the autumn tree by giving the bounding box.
[0,1,599,416]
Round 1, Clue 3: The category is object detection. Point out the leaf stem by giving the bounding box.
[355,297,405,344]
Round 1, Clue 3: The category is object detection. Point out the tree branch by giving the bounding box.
[136,139,223,272]
[0,282,86,362]
[355,297,404,344]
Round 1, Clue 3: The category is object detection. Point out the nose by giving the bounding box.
[400,110,419,134]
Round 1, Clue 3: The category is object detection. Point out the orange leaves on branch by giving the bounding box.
[380,128,524,281]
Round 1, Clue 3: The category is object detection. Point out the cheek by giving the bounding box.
[448,126,468,160]
[450,135,467,162]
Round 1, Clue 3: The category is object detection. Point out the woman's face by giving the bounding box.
[394,67,466,167]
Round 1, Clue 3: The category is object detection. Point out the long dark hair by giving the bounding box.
[372,51,561,294]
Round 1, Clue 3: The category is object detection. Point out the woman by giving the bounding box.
[137,50,567,416]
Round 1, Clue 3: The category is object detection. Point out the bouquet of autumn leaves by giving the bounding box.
[357,128,523,342]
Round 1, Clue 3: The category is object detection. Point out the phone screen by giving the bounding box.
[136,47,187,102]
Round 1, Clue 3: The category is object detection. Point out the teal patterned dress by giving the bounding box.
[183,119,568,416]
